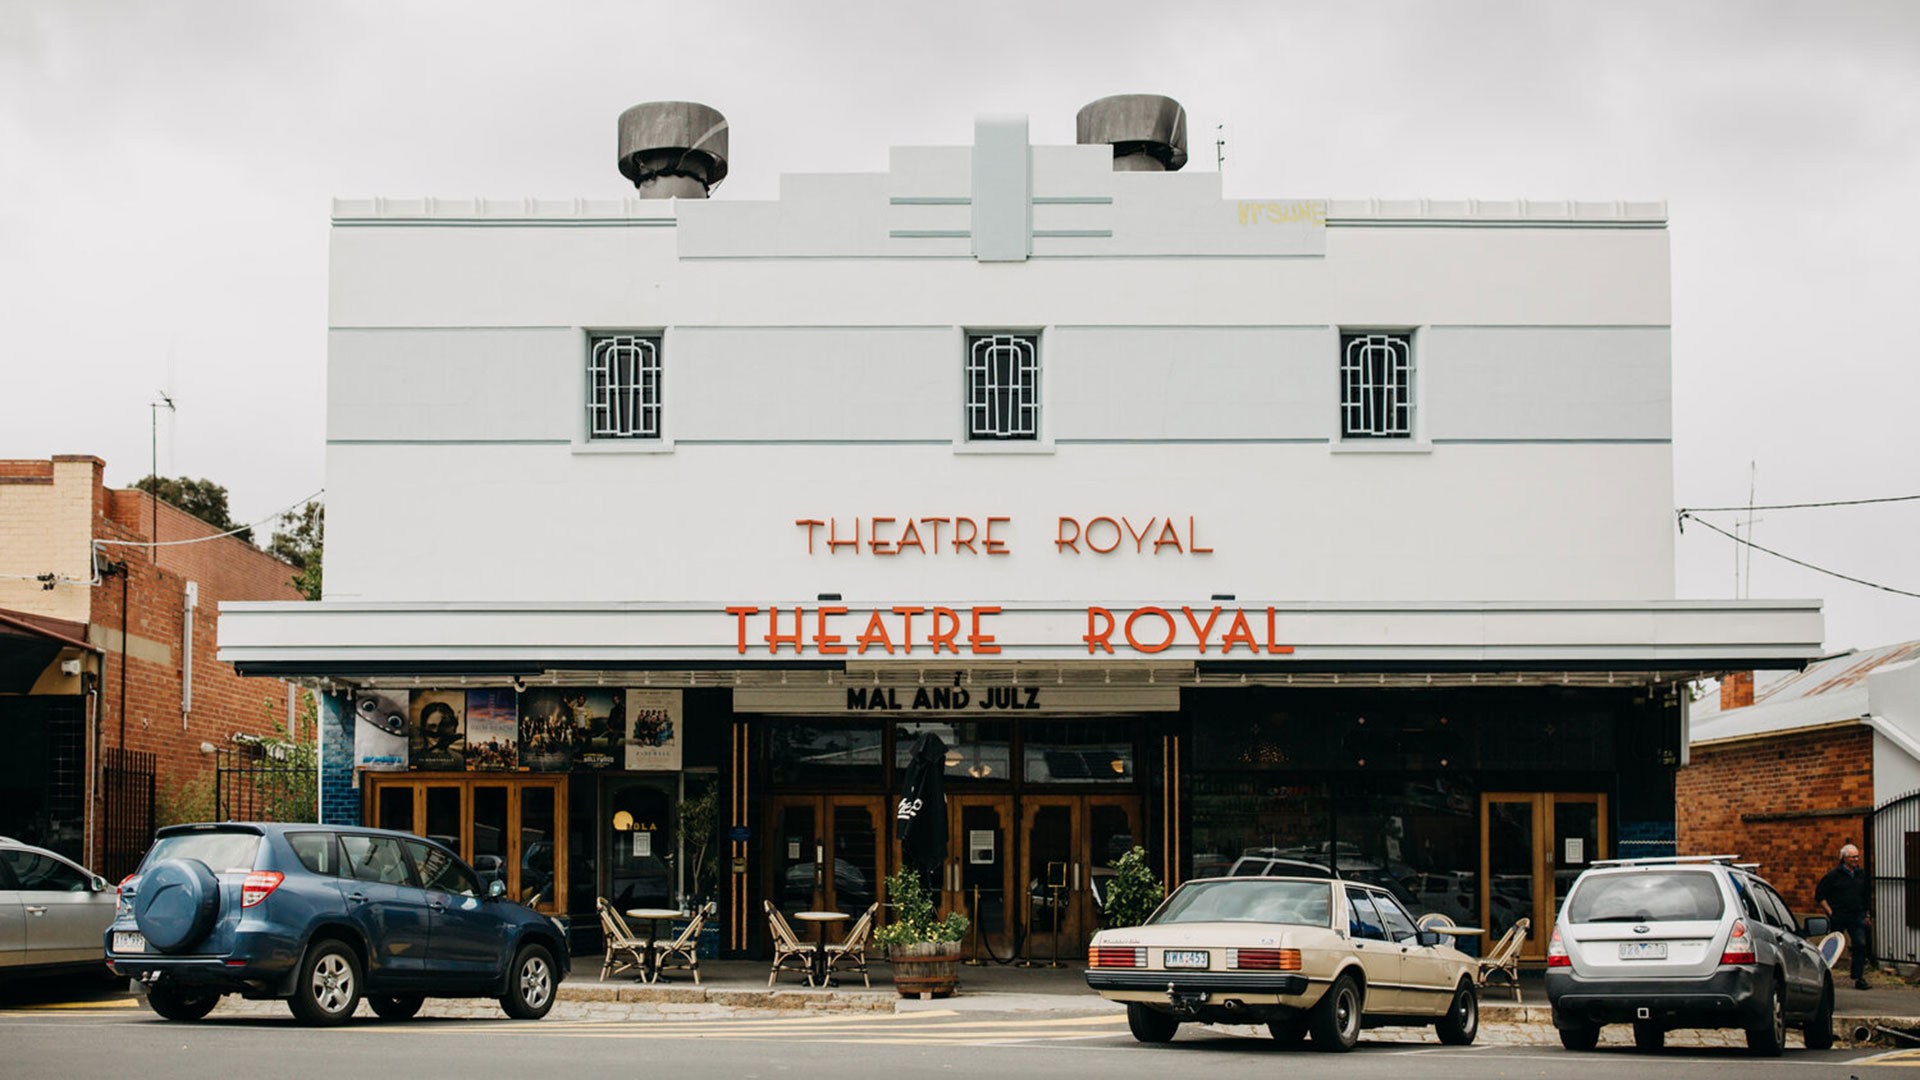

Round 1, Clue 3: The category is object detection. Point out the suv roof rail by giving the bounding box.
[1590,854,1742,868]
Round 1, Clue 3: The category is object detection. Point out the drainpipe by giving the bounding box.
[181,581,196,729]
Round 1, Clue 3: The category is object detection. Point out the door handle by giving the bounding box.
[25,906,46,916]
[430,901,448,913]
[1072,864,1081,891]
[346,892,368,903]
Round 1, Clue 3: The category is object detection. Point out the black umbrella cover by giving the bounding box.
[897,731,949,884]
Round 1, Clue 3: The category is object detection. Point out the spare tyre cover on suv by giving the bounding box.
[135,858,222,954]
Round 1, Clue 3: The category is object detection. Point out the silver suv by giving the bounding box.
[1545,855,1834,1055]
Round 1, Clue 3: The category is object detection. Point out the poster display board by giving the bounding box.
[624,689,682,771]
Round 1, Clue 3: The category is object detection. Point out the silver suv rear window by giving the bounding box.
[145,832,263,874]
[1567,870,1725,923]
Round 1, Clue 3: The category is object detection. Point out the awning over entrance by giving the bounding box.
[219,598,1824,685]
[0,608,94,693]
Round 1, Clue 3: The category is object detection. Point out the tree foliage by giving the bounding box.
[133,475,252,543]
[1099,846,1166,929]
[268,499,324,600]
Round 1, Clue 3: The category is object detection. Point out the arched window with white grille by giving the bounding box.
[1340,332,1412,439]
[588,335,662,439]
[966,333,1039,441]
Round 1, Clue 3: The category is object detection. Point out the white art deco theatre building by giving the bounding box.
[222,96,1821,964]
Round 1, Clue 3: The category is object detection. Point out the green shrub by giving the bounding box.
[874,868,968,946]
[1100,846,1165,929]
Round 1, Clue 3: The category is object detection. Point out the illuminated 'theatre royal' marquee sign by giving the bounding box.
[722,605,1294,658]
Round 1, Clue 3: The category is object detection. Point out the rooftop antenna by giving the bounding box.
[150,392,175,545]
[1215,123,1226,171]
[1734,461,1761,599]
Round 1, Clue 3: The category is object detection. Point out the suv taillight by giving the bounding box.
[241,870,284,908]
[1720,918,1755,965]
[1547,925,1570,967]
[115,874,135,917]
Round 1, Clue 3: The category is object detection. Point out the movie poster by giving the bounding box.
[518,688,582,772]
[353,689,409,771]
[409,689,467,770]
[568,689,625,771]
[625,689,682,771]
[465,688,518,771]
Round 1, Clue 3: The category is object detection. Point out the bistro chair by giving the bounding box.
[596,898,650,982]
[652,901,715,984]
[764,900,815,986]
[825,901,879,988]
[1415,910,1458,949]
[1477,917,1529,1000]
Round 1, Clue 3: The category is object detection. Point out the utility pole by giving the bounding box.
[150,393,175,545]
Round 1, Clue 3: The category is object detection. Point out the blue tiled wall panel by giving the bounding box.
[320,692,361,827]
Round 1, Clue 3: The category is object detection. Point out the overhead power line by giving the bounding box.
[1678,493,1920,514]
[1676,512,1920,600]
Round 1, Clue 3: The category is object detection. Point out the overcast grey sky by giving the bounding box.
[3,0,1915,652]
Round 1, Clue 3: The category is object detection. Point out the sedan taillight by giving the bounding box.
[1087,946,1145,968]
[1229,948,1301,971]
[241,871,284,908]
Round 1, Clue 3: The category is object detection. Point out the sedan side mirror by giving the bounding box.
[91,875,108,893]
[1416,930,1448,947]
[488,879,507,900]
[1801,915,1830,937]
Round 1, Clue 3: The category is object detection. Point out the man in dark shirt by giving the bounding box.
[1816,843,1872,989]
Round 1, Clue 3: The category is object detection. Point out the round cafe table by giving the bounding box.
[792,910,849,986]
[626,907,687,982]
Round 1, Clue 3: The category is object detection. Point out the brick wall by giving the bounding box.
[1677,724,1873,910]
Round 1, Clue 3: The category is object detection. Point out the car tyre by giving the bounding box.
[1267,1014,1308,1047]
[1803,976,1835,1051]
[1435,980,1478,1045]
[1310,973,1362,1052]
[1746,975,1786,1057]
[500,943,557,1020]
[1558,1022,1601,1051]
[289,940,363,1026]
[1633,1020,1665,1051]
[369,994,425,1021]
[146,984,219,1022]
[1126,1002,1180,1043]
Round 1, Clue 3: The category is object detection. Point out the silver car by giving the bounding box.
[0,838,118,979]
[1545,855,1833,1055]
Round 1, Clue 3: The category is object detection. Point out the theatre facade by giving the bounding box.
[220,97,1822,965]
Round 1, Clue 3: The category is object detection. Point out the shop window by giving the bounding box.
[1022,720,1134,784]
[965,333,1039,440]
[1339,331,1413,439]
[766,722,885,787]
[893,720,1012,782]
[588,334,662,439]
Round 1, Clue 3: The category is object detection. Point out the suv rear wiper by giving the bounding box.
[1583,914,1656,922]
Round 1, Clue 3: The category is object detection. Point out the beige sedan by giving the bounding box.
[1085,875,1481,1051]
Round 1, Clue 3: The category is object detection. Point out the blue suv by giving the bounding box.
[105,822,569,1024]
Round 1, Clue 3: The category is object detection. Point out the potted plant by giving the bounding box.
[1099,846,1165,929]
[875,869,969,997]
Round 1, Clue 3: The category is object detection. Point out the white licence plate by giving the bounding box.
[113,931,147,954]
[1619,942,1668,960]
[1164,950,1209,969]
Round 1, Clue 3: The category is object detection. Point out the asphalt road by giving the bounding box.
[0,974,1907,1079]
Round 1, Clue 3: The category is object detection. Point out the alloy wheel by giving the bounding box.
[311,952,355,1015]
[520,954,552,1010]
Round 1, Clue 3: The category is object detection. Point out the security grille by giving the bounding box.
[588,335,662,439]
[966,334,1039,440]
[1340,332,1413,438]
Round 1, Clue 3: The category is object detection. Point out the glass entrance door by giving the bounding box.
[1017,794,1145,957]
[764,795,887,943]
[366,776,566,914]
[945,795,1014,957]
[1480,792,1606,964]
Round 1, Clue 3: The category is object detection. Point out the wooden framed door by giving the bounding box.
[364,775,567,915]
[765,794,888,941]
[1019,796,1083,956]
[945,794,1015,956]
[1480,792,1607,964]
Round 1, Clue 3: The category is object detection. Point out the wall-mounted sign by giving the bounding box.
[723,603,1294,658]
[353,689,409,771]
[735,685,1180,715]
[969,830,995,865]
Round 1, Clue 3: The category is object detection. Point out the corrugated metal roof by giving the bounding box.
[1691,640,1920,747]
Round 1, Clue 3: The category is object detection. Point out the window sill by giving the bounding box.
[952,438,1056,455]
[571,438,675,455]
[1328,439,1432,454]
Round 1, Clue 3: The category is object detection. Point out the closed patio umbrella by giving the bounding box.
[897,731,949,891]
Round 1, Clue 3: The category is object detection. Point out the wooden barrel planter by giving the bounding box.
[887,942,960,998]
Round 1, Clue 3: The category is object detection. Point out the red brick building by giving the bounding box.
[0,455,307,877]
[1679,642,1920,913]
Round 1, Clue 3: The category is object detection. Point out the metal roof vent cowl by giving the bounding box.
[1076,94,1188,172]
[616,101,730,199]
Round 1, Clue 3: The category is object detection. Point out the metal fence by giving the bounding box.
[214,743,318,824]
[101,747,155,881]
[1872,787,1920,964]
